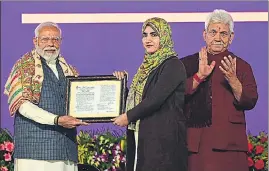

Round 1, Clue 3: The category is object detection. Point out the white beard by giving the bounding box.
[36,45,60,63]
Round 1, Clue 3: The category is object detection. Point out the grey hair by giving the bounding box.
[34,21,62,37]
[205,9,234,33]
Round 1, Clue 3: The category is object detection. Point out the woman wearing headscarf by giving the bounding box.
[113,17,187,171]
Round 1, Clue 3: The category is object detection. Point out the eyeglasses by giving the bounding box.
[37,36,62,44]
[207,30,230,38]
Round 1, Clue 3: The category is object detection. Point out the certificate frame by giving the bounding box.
[66,75,127,123]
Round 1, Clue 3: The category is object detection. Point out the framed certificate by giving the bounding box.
[66,75,127,123]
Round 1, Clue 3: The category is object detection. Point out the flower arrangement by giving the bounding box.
[0,127,267,171]
[0,129,14,171]
[77,129,126,171]
[247,131,268,171]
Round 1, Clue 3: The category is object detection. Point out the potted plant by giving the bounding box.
[0,128,14,171]
[247,131,268,171]
[77,130,126,171]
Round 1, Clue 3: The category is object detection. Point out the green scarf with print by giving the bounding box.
[126,17,178,116]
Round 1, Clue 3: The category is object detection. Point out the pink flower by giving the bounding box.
[115,145,120,150]
[121,156,126,162]
[3,153,11,161]
[0,144,5,151]
[100,154,108,162]
[113,150,119,156]
[4,142,14,152]
[0,166,8,171]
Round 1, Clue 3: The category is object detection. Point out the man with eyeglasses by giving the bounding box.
[180,9,258,171]
[4,22,89,171]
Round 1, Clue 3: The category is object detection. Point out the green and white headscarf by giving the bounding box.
[126,17,177,117]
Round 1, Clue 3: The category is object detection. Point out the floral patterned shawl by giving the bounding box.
[4,49,79,116]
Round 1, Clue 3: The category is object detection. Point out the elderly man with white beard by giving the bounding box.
[4,22,89,171]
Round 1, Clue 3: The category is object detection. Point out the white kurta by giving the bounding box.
[15,159,77,171]
[16,59,78,171]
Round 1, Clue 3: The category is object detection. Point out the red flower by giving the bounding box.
[255,145,264,154]
[254,159,265,170]
[0,166,8,171]
[4,141,14,152]
[248,142,253,152]
[260,137,268,143]
[3,153,11,161]
[248,157,254,167]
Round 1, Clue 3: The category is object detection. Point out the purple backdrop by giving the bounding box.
[1,1,268,135]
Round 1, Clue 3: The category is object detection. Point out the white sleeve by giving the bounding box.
[18,101,57,125]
